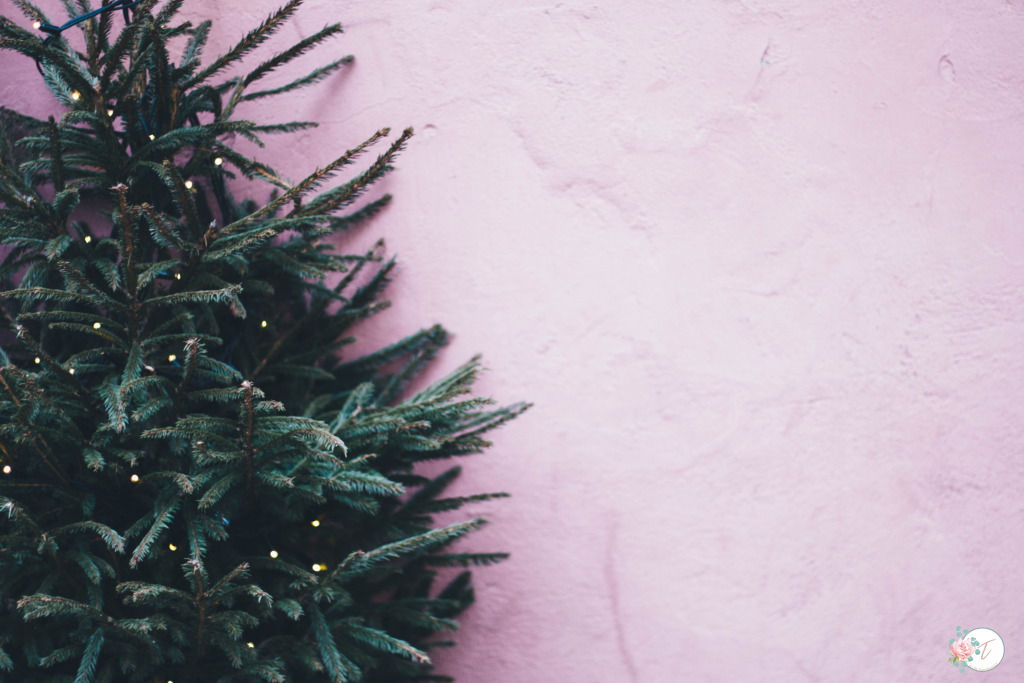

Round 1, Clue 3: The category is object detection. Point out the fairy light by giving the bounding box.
[2,466,10,474]
[31,0,150,54]
[107,109,114,117]
[312,564,322,572]
[184,180,193,189]
[261,320,267,328]
[149,134,155,140]
[84,235,92,243]
[311,520,320,527]
[247,642,255,648]
[168,354,176,362]
[130,474,139,482]
[175,273,181,279]
[214,157,223,166]
[34,357,40,364]
[68,368,75,374]
[71,91,80,101]
[168,543,177,551]
[269,550,278,558]
[93,322,101,329]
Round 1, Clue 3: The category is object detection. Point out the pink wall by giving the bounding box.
[4,0,1024,680]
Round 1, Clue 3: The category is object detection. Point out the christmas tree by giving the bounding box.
[0,1,527,681]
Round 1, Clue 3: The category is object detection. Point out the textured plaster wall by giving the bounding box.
[4,0,1024,681]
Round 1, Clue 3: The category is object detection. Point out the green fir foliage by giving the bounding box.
[0,1,528,681]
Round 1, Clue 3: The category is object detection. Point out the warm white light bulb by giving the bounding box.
[131,474,139,482]
[168,354,176,362]
[34,357,40,364]
[32,21,41,29]
[149,134,155,140]
[311,520,320,527]
[68,368,75,374]
[214,157,223,166]
[107,109,114,117]
[312,564,322,572]
[175,273,181,280]
[169,543,177,551]
[184,180,193,189]
[2,466,10,474]
[269,550,278,558]
[71,91,80,101]
[93,322,101,329]
[247,642,255,648]
[261,321,267,328]
[84,235,92,243]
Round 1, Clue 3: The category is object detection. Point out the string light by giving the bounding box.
[168,543,177,551]
[184,180,193,189]
[214,157,223,166]
[261,321,267,327]
[130,474,139,482]
[93,322,101,329]
[34,357,40,364]
[68,368,75,374]
[311,520,320,527]
[30,0,149,53]
[149,134,155,140]
[269,550,278,558]
[2,466,10,474]
[168,354,176,362]
[175,273,181,279]
[71,91,80,101]
[312,564,322,572]
[247,642,255,648]
[84,235,91,243]
[107,109,113,117]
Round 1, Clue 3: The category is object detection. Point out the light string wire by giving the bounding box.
[35,0,146,46]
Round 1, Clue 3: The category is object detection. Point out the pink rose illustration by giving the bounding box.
[950,638,972,661]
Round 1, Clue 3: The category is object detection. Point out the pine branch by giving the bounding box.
[221,127,391,235]
[184,0,303,89]
[243,22,343,87]
[242,55,352,102]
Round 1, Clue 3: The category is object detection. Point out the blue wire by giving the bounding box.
[37,0,147,46]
